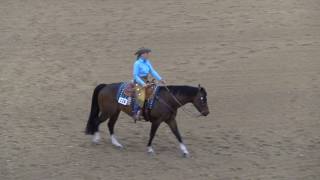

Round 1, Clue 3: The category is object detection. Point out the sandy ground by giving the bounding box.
[1,0,320,179]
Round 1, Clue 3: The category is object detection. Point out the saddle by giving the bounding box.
[117,81,159,107]
[123,82,156,99]
[123,83,135,97]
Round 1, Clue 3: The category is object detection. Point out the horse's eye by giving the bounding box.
[200,96,206,104]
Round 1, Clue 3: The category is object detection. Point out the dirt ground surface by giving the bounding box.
[1,0,320,179]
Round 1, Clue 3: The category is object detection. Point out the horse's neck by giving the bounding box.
[175,94,194,107]
[167,86,197,108]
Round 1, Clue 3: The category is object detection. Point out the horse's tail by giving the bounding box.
[85,84,106,135]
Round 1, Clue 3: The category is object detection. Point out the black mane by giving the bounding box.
[161,85,199,97]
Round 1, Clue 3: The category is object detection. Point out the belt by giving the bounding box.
[134,76,148,84]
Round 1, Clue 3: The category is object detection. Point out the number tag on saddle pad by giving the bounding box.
[118,97,129,105]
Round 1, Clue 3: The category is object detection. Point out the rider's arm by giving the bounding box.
[133,61,147,86]
[147,60,162,81]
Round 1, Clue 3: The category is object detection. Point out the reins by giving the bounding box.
[157,85,203,118]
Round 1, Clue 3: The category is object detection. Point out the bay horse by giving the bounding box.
[85,83,209,156]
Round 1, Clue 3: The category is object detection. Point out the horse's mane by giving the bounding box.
[162,85,199,97]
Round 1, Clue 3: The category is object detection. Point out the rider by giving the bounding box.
[133,47,165,120]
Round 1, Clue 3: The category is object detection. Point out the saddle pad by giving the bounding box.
[117,82,131,106]
[146,86,160,109]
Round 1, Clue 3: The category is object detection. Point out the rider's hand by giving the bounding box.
[159,79,166,85]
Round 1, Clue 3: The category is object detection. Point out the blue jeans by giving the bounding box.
[133,102,140,114]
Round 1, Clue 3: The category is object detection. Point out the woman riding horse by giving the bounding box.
[133,47,165,120]
[85,48,209,157]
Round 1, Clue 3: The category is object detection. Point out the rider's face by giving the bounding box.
[141,52,150,59]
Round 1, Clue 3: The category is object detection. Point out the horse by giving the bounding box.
[85,82,209,156]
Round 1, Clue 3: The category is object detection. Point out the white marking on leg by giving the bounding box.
[111,135,123,148]
[147,146,155,154]
[92,132,100,144]
[179,143,189,156]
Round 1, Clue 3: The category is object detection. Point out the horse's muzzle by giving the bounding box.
[201,110,209,116]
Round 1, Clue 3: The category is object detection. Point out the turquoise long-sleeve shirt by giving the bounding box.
[133,57,162,86]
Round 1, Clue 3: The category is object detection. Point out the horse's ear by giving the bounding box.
[198,84,201,89]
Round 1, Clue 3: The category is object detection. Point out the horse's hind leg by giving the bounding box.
[92,113,109,144]
[107,110,123,148]
[147,121,161,154]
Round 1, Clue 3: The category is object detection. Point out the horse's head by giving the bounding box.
[192,84,210,116]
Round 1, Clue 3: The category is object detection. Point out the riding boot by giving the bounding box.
[133,103,142,122]
[133,109,142,122]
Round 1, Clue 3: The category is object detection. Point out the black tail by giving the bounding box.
[85,84,106,135]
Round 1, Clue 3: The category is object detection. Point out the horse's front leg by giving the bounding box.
[166,119,190,157]
[147,121,161,155]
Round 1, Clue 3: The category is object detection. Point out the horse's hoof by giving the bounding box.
[91,139,100,145]
[92,132,101,144]
[92,141,100,145]
[114,144,124,149]
[148,151,155,156]
[111,135,123,149]
[179,144,189,158]
[111,142,124,149]
[147,147,155,156]
[182,153,190,158]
